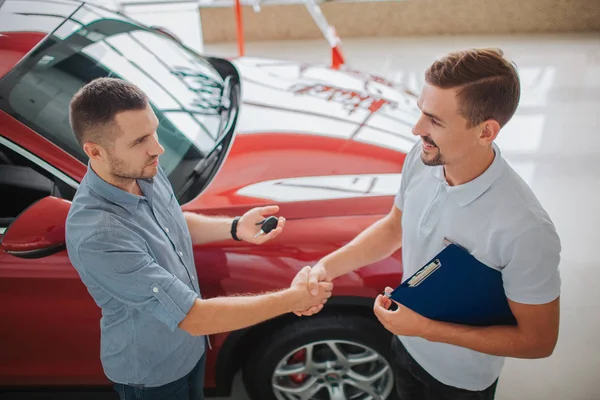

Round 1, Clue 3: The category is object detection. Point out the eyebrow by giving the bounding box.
[417,101,447,126]
[131,134,151,146]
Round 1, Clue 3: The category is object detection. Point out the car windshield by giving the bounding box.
[0,0,237,199]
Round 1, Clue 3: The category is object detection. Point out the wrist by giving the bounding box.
[279,288,301,312]
[420,317,438,341]
[230,216,242,241]
[319,260,335,281]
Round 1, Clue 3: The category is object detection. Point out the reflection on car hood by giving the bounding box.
[186,57,421,218]
[233,57,420,154]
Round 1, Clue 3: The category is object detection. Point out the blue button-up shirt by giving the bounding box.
[66,164,205,387]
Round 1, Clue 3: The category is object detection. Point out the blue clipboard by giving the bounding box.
[386,242,517,326]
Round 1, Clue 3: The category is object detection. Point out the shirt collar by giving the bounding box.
[138,177,155,207]
[431,143,504,207]
[86,163,144,214]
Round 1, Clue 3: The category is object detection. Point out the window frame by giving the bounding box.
[0,135,78,234]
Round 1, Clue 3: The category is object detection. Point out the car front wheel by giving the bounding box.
[243,314,399,400]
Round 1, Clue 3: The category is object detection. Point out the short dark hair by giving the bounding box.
[69,78,148,147]
[425,48,520,128]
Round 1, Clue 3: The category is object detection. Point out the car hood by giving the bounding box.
[185,57,420,219]
[232,57,420,152]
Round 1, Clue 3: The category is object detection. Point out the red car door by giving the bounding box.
[0,139,106,386]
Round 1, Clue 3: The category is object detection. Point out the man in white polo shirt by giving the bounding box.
[302,48,561,399]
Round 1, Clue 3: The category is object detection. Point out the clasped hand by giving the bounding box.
[293,262,331,317]
[288,266,333,314]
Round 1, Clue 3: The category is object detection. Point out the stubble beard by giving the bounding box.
[421,149,444,166]
[108,152,156,182]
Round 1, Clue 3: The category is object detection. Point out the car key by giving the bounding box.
[254,216,279,238]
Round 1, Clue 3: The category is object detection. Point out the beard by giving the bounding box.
[420,136,444,166]
[107,152,157,181]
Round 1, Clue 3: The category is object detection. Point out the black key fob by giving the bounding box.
[260,216,279,234]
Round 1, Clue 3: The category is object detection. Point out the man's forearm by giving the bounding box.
[184,212,232,245]
[423,320,555,359]
[322,214,402,279]
[179,290,297,336]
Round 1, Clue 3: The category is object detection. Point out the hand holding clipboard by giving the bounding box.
[384,241,517,327]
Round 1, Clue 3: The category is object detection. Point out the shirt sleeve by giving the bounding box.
[73,227,198,332]
[501,223,562,305]
[395,142,420,211]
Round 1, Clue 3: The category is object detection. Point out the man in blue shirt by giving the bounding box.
[65,78,332,400]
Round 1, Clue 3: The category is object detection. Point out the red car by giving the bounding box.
[0,1,419,399]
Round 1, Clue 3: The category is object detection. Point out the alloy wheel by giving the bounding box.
[272,339,394,400]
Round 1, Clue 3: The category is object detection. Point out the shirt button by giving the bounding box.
[165,227,169,233]
[153,287,159,293]
[178,251,183,256]
[191,276,195,281]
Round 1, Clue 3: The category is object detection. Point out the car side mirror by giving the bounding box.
[1,196,71,259]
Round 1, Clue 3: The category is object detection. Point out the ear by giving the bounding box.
[82,141,105,161]
[479,119,501,144]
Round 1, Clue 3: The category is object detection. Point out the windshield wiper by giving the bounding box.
[175,76,236,199]
[175,147,220,199]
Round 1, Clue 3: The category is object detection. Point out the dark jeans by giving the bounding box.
[391,337,498,400]
[113,353,206,400]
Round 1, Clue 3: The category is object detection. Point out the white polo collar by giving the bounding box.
[431,143,505,207]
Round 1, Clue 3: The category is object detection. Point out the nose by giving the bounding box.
[411,115,428,137]
[150,133,165,156]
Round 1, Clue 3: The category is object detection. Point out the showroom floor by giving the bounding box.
[204,33,600,400]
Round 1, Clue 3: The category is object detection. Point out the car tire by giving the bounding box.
[242,314,400,400]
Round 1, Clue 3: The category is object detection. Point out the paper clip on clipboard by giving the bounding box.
[383,237,454,297]
[383,259,441,299]
[406,259,441,287]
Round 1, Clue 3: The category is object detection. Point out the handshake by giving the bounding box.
[285,262,333,317]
